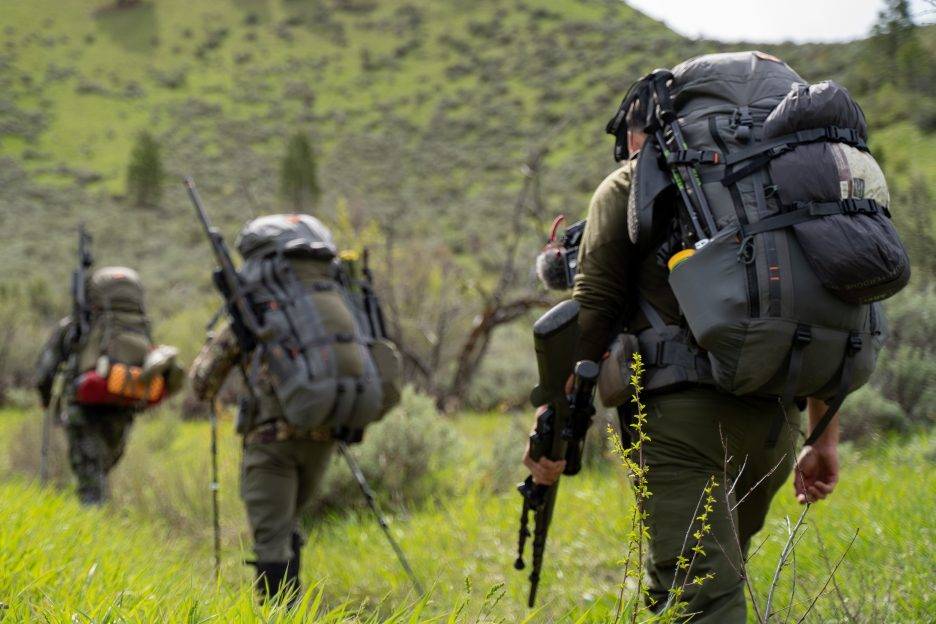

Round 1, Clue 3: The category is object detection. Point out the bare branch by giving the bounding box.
[732,453,788,512]
[765,505,810,621]
[719,425,765,623]
[814,526,861,624]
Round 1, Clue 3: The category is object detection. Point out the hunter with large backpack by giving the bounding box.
[186,181,410,604]
[35,227,184,505]
[522,51,910,621]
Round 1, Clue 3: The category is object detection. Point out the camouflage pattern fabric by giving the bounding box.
[190,322,308,431]
[190,323,241,403]
[35,317,73,408]
[65,405,134,505]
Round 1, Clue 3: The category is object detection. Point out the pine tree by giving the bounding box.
[280,132,321,212]
[126,131,163,208]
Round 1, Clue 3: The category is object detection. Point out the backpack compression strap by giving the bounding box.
[740,199,889,239]
[803,332,863,447]
[770,325,813,448]
[721,126,867,187]
[772,326,864,448]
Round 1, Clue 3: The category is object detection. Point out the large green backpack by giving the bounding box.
[77,266,154,374]
[235,214,401,442]
[607,52,911,445]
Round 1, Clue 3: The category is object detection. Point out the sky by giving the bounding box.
[626,0,936,43]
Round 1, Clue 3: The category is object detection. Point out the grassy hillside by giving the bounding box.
[0,3,934,622]
[1,0,934,407]
[1,405,933,622]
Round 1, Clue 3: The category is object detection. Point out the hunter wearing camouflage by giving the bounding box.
[190,321,335,602]
[36,317,134,505]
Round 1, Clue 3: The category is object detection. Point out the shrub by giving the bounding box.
[839,385,908,442]
[311,387,457,514]
[279,132,321,211]
[875,286,936,422]
[126,131,163,208]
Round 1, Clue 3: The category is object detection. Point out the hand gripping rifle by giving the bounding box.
[41,226,94,485]
[514,299,600,607]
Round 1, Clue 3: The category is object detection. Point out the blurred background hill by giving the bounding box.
[0,0,933,429]
[0,2,934,621]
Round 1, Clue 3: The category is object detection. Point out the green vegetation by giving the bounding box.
[0,1,934,621]
[281,132,321,212]
[126,130,164,208]
[0,0,932,411]
[1,405,933,622]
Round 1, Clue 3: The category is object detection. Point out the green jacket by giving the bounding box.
[572,160,680,362]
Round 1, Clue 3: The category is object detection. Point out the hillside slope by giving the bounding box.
[0,0,933,402]
[2,0,932,293]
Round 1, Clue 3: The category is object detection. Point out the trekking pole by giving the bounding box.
[653,128,710,247]
[209,399,222,581]
[39,402,53,485]
[650,72,719,240]
[39,376,64,485]
[337,442,424,595]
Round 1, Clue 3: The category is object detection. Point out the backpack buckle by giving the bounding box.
[665,149,721,166]
[825,126,859,144]
[793,325,812,346]
[848,332,863,353]
[841,199,871,214]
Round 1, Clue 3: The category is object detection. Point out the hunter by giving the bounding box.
[36,265,183,505]
[521,51,901,622]
[189,212,401,604]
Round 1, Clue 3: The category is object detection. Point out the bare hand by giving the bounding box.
[793,444,839,505]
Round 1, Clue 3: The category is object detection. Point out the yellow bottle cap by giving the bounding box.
[667,249,696,272]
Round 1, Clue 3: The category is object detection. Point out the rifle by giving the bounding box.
[514,299,599,607]
[41,226,94,485]
[72,225,94,344]
[360,248,388,340]
[185,177,264,352]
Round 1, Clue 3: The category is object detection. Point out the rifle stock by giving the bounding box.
[514,299,599,607]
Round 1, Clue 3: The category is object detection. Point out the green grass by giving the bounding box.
[1,407,933,622]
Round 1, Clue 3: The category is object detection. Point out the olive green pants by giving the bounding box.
[639,388,799,623]
[240,438,335,562]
